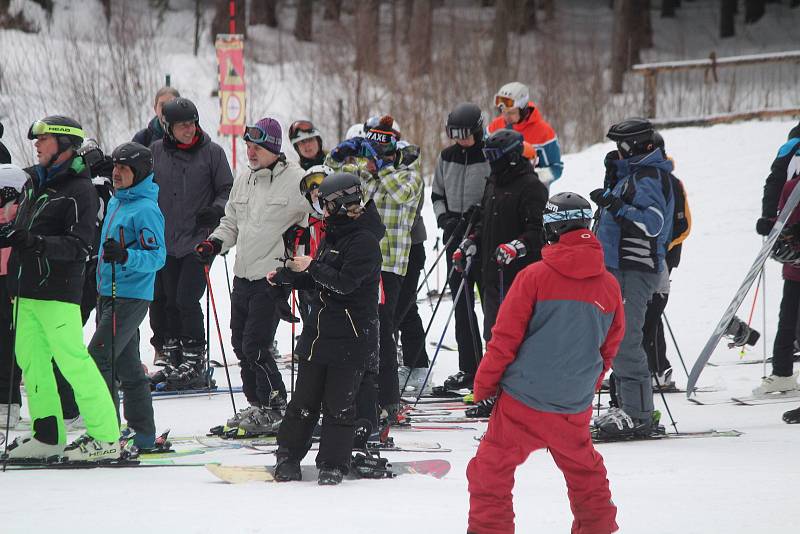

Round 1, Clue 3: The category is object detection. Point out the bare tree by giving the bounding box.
[409,0,433,77]
[720,0,737,37]
[193,0,201,56]
[324,0,341,21]
[294,0,313,41]
[99,0,111,23]
[490,0,512,77]
[250,0,278,28]
[632,0,653,58]
[610,0,633,93]
[744,0,766,22]
[661,0,678,17]
[402,0,413,44]
[355,0,380,74]
[514,0,537,33]
[211,0,246,40]
[541,0,555,19]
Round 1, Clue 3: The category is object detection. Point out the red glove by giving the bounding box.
[453,237,477,272]
[494,239,526,265]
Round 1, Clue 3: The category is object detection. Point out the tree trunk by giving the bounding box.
[211,0,246,40]
[294,0,313,41]
[355,0,380,74]
[490,0,512,77]
[402,0,413,44]
[409,0,433,77]
[323,0,341,20]
[99,0,110,22]
[541,0,554,19]
[515,0,536,33]
[720,0,736,37]
[744,0,766,23]
[638,0,653,50]
[610,0,633,93]
[251,0,278,28]
[661,0,677,17]
[194,0,201,56]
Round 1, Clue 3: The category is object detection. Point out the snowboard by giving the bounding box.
[206,459,451,484]
[246,441,450,454]
[687,180,800,396]
[151,386,243,399]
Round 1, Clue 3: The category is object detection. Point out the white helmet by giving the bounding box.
[289,120,322,146]
[300,164,333,215]
[345,123,365,140]
[0,163,28,192]
[494,81,530,110]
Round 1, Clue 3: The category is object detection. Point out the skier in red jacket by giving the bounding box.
[467,192,625,534]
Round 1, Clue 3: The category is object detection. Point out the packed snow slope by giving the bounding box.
[2,119,800,533]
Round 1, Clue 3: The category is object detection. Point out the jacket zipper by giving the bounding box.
[345,309,359,338]
[309,291,326,360]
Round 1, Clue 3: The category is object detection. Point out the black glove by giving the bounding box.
[283,224,309,254]
[437,213,460,240]
[756,217,775,236]
[196,205,224,229]
[603,150,620,190]
[194,238,222,264]
[0,186,20,207]
[590,188,624,213]
[266,284,300,323]
[8,229,44,254]
[102,238,128,264]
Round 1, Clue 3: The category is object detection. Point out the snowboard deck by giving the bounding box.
[206,459,451,484]
[246,441,450,454]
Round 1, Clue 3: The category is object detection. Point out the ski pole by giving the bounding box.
[415,230,458,295]
[290,289,296,395]
[206,286,211,399]
[652,372,679,434]
[203,264,237,416]
[415,206,480,296]
[662,313,689,380]
[760,243,768,378]
[223,253,232,298]
[498,266,505,303]
[2,268,22,472]
[414,258,474,405]
[434,237,441,294]
[462,263,483,371]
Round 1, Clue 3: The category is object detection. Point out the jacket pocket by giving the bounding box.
[259,196,289,225]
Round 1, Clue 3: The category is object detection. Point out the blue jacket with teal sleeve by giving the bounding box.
[596,149,675,273]
[97,174,166,300]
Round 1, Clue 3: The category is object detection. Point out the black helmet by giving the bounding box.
[543,192,593,243]
[112,142,153,185]
[319,172,362,216]
[607,118,655,158]
[27,115,85,152]
[162,98,199,138]
[653,131,664,150]
[771,231,800,264]
[483,129,524,172]
[446,103,484,142]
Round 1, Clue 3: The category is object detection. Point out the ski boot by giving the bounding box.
[782,405,800,424]
[442,371,474,391]
[239,393,286,435]
[3,435,65,460]
[165,341,208,390]
[62,433,121,462]
[154,338,181,367]
[465,396,496,418]
[273,453,302,482]
[351,451,393,479]
[652,368,675,391]
[318,464,346,486]
[593,408,654,440]
[753,371,799,396]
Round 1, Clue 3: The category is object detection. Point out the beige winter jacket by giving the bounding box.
[211,160,308,281]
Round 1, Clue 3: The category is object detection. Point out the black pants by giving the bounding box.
[378,271,403,406]
[0,276,19,406]
[149,269,167,349]
[772,279,800,377]
[230,277,287,406]
[88,297,155,437]
[395,243,429,368]
[445,240,483,375]
[482,265,512,345]
[277,360,364,471]
[161,254,207,345]
[643,292,671,375]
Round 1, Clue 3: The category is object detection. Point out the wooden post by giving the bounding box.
[337,99,343,142]
[643,69,657,118]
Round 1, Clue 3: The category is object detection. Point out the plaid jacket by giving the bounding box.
[326,156,423,276]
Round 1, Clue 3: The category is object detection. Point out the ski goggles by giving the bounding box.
[322,183,361,204]
[482,140,521,163]
[446,125,473,140]
[289,120,316,139]
[28,120,85,140]
[494,95,516,111]
[543,208,592,225]
[300,172,326,195]
[243,124,280,146]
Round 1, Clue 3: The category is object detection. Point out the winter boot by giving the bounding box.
[753,371,800,396]
[165,341,208,390]
[3,435,64,460]
[406,367,432,394]
[782,406,800,424]
[318,464,345,486]
[62,433,121,462]
[226,404,261,429]
[148,364,175,389]
[442,371,474,391]
[0,403,21,430]
[652,368,675,390]
[239,394,285,435]
[465,396,496,418]
[155,338,181,367]
[273,454,302,482]
[593,407,652,439]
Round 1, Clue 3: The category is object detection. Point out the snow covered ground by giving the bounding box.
[2,118,800,533]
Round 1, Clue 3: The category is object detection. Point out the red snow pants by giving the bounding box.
[467,393,618,534]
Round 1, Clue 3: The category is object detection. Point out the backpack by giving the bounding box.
[662,173,691,269]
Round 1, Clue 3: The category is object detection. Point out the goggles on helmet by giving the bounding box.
[482,140,521,163]
[494,95,516,111]
[289,120,316,139]
[446,126,473,140]
[543,209,592,225]
[300,172,326,195]
[243,124,280,146]
[28,120,85,140]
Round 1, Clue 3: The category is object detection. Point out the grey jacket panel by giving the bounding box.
[431,154,489,219]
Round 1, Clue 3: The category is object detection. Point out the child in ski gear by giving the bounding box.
[755,148,800,396]
[3,116,119,461]
[87,142,165,450]
[757,120,800,236]
[591,117,674,438]
[327,115,423,418]
[432,103,489,392]
[289,119,327,170]
[201,117,308,432]
[467,192,623,534]
[270,171,384,485]
[296,164,332,323]
[487,81,564,185]
[0,164,26,430]
[150,97,233,385]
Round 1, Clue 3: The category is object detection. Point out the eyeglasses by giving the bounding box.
[289,120,316,139]
[29,120,85,139]
[446,126,473,140]
[494,95,516,111]
[300,172,326,194]
[243,125,280,146]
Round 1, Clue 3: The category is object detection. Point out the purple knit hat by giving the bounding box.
[244,117,282,154]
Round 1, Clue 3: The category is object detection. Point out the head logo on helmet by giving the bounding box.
[27,115,85,168]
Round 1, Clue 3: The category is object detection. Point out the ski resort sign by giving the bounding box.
[215,34,246,136]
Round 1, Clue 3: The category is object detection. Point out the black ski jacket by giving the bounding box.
[292,200,385,370]
[474,159,548,288]
[8,156,98,304]
[762,121,800,219]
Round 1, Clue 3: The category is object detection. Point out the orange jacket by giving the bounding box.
[488,102,557,146]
